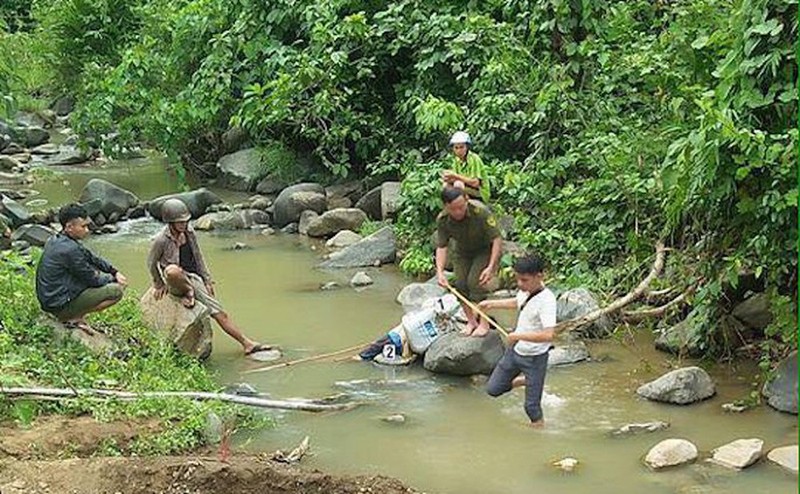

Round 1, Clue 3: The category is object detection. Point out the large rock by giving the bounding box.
[326,230,362,249]
[557,288,613,338]
[193,210,269,231]
[423,331,505,376]
[767,445,798,474]
[0,155,20,171]
[655,317,705,357]
[306,208,368,238]
[644,439,698,469]
[51,95,75,116]
[636,366,716,405]
[45,146,89,166]
[396,282,445,312]
[318,226,396,269]
[709,438,763,470]
[762,350,798,414]
[31,143,60,155]
[0,196,31,227]
[140,287,213,360]
[16,112,51,128]
[380,181,401,219]
[255,175,288,195]
[78,178,140,218]
[10,224,55,247]
[148,188,223,220]
[19,126,49,147]
[355,185,382,220]
[731,293,772,331]
[216,148,265,191]
[548,342,590,367]
[326,181,363,204]
[221,126,249,154]
[273,183,327,227]
[297,210,319,235]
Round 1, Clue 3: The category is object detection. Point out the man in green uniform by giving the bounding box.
[435,186,502,336]
[442,131,490,203]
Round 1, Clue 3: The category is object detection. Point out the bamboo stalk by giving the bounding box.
[445,285,510,337]
[0,387,359,412]
[243,343,369,375]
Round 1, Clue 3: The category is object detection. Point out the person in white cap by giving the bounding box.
[442,131,490,203]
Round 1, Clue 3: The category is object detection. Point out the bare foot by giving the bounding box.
[460,322,477,336]
[472,323,490,337]
[512,376,526,388]
[181,289,196,308]
[529,420,545,429]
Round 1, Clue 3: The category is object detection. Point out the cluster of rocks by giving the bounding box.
[642,437,797,475]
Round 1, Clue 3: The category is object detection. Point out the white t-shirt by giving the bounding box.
[513,287,557,356]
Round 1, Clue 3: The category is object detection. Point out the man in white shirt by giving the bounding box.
[479,254,557,427]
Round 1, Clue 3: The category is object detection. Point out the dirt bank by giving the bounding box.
[0,417,419,494]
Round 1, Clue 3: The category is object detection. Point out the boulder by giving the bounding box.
[78,178,140,218]
[636,366,716,405]
[306,208,368,238]
[31,143,60,155]
[767,445,798,474]
[0,142,23,155]
[140,287,213,360]
[557,288,613,338]
[318,226,396,269]
[19,126,49,147]
[325,181,363,204]
[10,224,55,247]
[762,350,798,414]
[45,146,89,166]
[731,293,772,331]
[655,317,705,357]
[423,331,505,376]
[610,421,670,436]
[548,342,590,367]
[281,223,298,234]
[255,175,288,195]
[16,112,50,128]
[327,196,352,209]
[51,95,75,116]
[216,148,265,191]
[355,184,382,220]
[273,183,327,227]
[380,181,401,219]
[220,126,249,154]
[396,282,445,312]
[0,196,31,227]
[0,155,20,171]
[326,230,362,249]
[709,438,763,470]
[350,271,374,287]
[644,439,699,469]
[298,210,319,235]
[0,134,9,152]
[193,209,269,231]
[248,195,272,211]
[47,317,112,353]
[148,188,223,220]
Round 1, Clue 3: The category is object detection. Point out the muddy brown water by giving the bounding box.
[17,159,799,494]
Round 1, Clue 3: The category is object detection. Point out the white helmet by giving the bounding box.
[449,131,472,147]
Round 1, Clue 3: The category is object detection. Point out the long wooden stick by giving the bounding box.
[445,285,510,337]
[243,343,368,375]
[552,241,667,334]
[0,387,358,412]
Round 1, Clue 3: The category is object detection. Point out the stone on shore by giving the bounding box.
[273,183,327,227]
[140,287,213,360]
[10,224,55,247]
[79,178,140,218]
[325,230,362,249]
[148,188,223,220]
[556,288,613,338]
[306,208,367,238]
[423,331,504,376]
[396,282,445,312]
[318,226,396,269]
[215,148,265,191]
[762,350,798,414]
[193,209,269,231]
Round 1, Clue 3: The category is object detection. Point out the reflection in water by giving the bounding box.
[35,161,798,494]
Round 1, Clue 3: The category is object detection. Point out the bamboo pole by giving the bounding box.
[0,387,359,412]
[243,343,369,375]
[445,284,510,337]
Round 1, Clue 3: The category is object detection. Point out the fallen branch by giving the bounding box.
[243,343,369,375]
[554,241,667,335]
[0,387,359,413]
[622,292,688,323]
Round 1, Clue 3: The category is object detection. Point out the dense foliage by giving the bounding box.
[0,0,796,359]
[0,251,259,454]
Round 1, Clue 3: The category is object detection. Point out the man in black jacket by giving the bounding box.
[35,203,128,332]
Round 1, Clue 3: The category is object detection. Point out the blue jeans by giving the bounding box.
[486,347,549,422]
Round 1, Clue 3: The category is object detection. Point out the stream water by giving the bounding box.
[13,159,797,494]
